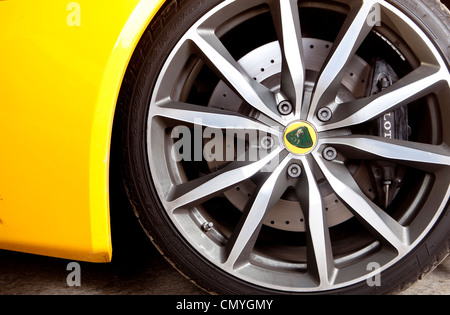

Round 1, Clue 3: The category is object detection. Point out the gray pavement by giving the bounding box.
[0,245,205,295]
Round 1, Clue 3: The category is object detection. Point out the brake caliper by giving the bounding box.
[369,59,410,209]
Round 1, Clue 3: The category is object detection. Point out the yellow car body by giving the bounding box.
[0,0,165,263]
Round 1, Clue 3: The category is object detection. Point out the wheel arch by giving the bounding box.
[89,0,166,258]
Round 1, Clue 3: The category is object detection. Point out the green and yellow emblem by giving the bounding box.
[283,121,318,155]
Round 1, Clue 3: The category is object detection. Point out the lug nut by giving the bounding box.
[317,107,333,122]
[288,164,302,178]
[260,136,275,150]
[278,100,293,116]
[323,147,338,161]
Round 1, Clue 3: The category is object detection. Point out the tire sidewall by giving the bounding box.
[389,0,450,65]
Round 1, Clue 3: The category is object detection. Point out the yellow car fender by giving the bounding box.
[0,0,165,262]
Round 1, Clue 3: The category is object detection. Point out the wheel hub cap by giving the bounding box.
[284,121,318,155]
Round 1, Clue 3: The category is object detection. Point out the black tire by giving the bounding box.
[116,0,450,294]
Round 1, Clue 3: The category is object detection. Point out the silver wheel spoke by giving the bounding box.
[314,153,409,254]
[322,136,450,172]
[165,147,284,212]
[223,155,292,269]
[152,100,282,136]
[186,29,285,125]
[270,0,305,119]
[296,156,336,288]
[308,0,378,119]
[318,64,447,131]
